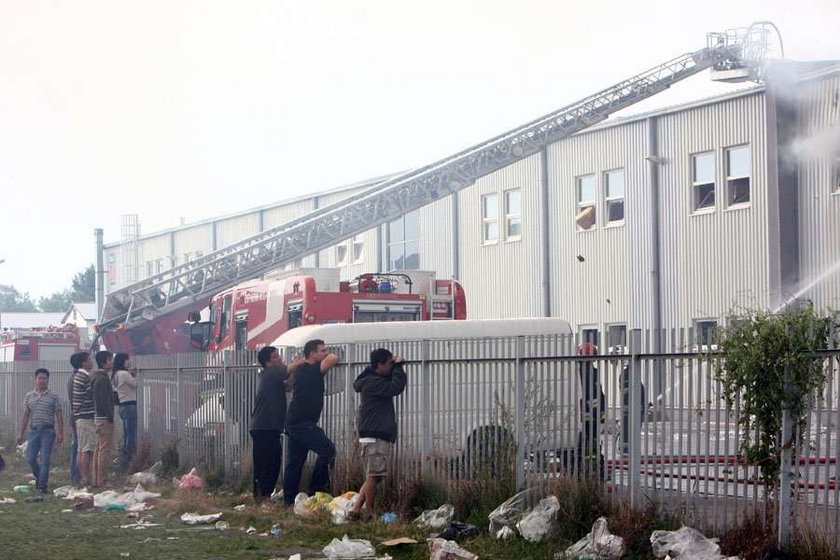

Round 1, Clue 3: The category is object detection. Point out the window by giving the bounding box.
[481,194,499,243]
[155,259,163,274]
[604,170,625,224]
[726,145,751,206]
[352,234,364,263]
[693,319,718,346]
[146,261,154,277]
[184,252,192,263]
[692,152,716,211]
[606,324,628,352]
[504,189,522,240]
[194,251,203,259]
[388,210,420,270]
[576,175,596,230]
[107,253,116,286]
[580,326,599,347]
[336,244,348,266]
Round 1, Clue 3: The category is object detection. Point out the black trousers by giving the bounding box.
[250,429,282,498]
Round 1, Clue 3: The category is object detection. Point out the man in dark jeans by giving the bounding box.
[282,339,339,505]
[249,345,288,502]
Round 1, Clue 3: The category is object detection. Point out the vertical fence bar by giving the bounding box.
[778,367,793,550]
[421,340,431,479]
[629,329,642,508]
[514,336,525,490]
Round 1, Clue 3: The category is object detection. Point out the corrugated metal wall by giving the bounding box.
[215,213,260,249]
[137,234,172,277]
[458,153,544,319]
[546,121,645,331]
[172,223,213,262]
[656,92,769,328]
[419,195,454,278]
[796,72,840,311]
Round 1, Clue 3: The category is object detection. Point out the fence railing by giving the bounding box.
[1,330,838,547]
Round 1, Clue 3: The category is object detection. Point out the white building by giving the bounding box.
[102,62,840,348]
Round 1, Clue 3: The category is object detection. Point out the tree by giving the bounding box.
[38,290,73,312]
[70,265,95,302]
[0,284,38,312]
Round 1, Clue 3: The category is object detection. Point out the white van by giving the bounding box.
[271,318,582,466]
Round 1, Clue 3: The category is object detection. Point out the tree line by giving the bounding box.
[0,265,95,312]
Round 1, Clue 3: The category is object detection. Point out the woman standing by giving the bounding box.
[111,353,138,469]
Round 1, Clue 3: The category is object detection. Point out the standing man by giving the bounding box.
[576,343,605,478]
[72,351,96,487]
[17,368,64,493]
[112,353,138,469]
[91,350,115,487]
[67,353,84,486]
[249,345,288,502]
[282,339,339,505]
[349,349,406,521]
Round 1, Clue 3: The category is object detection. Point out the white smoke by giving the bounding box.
[790,124,840,162]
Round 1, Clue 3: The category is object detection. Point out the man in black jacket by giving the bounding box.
[249,346,288,502]
[349,348,406,520]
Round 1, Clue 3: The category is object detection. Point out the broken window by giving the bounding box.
[576,175,597,230]
[692,152,716,211]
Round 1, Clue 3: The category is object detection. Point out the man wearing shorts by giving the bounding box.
[71,351,96,487]
[349,348,406,520]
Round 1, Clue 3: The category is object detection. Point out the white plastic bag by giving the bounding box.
[488,488,535,533]
[180,512,222,525]
[557,517,626,559]
[322,534,376,559]
[516,495,560,542]
[427,538,478,560]
[650,526,739,560]
[53,485,74,497]
[496,526,516,540]
[328,492,359,525]
[414,503,455,529]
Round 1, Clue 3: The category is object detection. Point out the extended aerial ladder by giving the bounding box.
[97,27,769,353]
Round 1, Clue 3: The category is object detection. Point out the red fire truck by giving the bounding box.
[0,325,82,362]
[196,269,466,353]
[100,269,466,354]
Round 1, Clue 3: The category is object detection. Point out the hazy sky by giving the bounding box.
[1,0,839,299]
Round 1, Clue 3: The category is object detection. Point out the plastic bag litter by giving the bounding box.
[328,492,359,525]
[180,512,222,525]
[16,441,27,457]
[0,497,16,504]
[293,491,333,518]
[53,485,74,497]
[93,485,161,508]
[488,488,536,533]
[650,526,739,560]
[73,495,94,510]
[178,468,205,490]
[556,517,626,559]
[435,522,479,542]
[517,495,560,542]
[322,534,376,559]
[428,538,478,560]
[414,504,455,529]
[128,462,161,486]
[496,526,516,540]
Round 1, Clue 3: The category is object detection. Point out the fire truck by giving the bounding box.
[99,269,466,354]
[195,269,466,353]
[0,324,82,362]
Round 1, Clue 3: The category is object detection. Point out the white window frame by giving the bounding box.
[605,323,628,353]
[832,159,840,194]
[579,325,600,347]
[145,261,154,277]
[603,169,625,226]
[335,243,348,266]
[504,188,522,242]
[481,193,499,244]
[576,174,597,231]
[692,151,716,212]
[352,234,364,263]
[725,145,751,207]
[693,318,718,347]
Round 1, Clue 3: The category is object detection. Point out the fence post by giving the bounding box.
[175,353,183,461]
[344,343,356,448]
[778,367,793,550]
[628,329,643,509]
[514,336,526,490]
[421,340,431,479]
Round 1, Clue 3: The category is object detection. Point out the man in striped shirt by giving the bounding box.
[17,368,64,493]
[72,351,96,487]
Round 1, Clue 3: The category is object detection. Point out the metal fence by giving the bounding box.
[1,330,838,546]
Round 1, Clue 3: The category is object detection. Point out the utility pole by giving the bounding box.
[94,229,105,319]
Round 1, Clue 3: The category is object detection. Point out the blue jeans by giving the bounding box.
[69,421,80,485]
[119,403,138,466]
[26,427,56,492]
[282,423,336,505]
